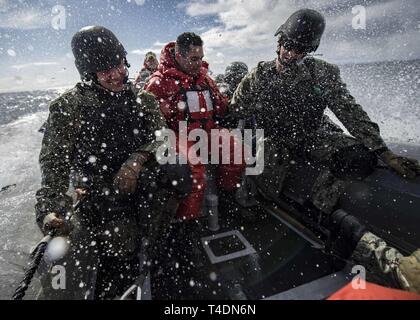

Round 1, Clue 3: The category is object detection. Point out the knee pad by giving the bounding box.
[329,144,377,180]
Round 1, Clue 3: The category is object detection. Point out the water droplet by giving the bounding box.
[88,155,97,163]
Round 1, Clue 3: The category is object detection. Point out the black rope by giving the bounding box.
[12,234,52,300]
[11,199,83,300]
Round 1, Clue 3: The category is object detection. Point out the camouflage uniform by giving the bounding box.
[230,57,420,294]
[230,58,387,213]
[134,52,158,91]
[35,82,173,299]
[35,82,166,224]
[351,232,420,293]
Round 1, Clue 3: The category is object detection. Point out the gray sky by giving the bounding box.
[0,0,419,92]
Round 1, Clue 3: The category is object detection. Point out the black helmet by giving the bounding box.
[224,61,248,86]
[214,74,225,84]
[274,9,325,53]
[71,26,127,77]
[225,62,248,78]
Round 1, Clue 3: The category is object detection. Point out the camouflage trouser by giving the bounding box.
[253,128,367,214]
[149,219,206,300]
[37,167,179,300]
[247,128,420,293]
[307,129,363,214]
[36,202,146,300]
[351,232,420,293]
[36,222,98,300]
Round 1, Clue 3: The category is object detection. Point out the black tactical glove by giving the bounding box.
[380,150,420,179]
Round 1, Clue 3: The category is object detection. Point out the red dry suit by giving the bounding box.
[145,41,245,220]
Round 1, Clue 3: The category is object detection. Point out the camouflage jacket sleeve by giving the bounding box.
[35,92,78,229]
[318,62,388,153]
[229,63,262,120]
[134,91,167,156]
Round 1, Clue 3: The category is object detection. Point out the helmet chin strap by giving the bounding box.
[123,58,130,85]
[123,71,129,85]
[84,59,131,92]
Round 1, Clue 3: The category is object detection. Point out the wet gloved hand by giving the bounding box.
[380,150,420,179]
[113,151,150,194]
[42,212,72,236]
[74,188,88,201]
[113,165,139,194]
[398,249,420,294]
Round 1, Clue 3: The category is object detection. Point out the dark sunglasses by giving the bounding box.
[278,38,311,55]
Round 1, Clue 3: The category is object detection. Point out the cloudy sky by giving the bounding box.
[0,0,419,92]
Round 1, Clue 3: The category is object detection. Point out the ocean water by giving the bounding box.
[0,60,419,299]
[338,59,420,144]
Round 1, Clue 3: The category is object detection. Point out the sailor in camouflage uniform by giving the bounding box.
[134,51,159,90]
[229,9,420,294]
[35,26,190,299]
